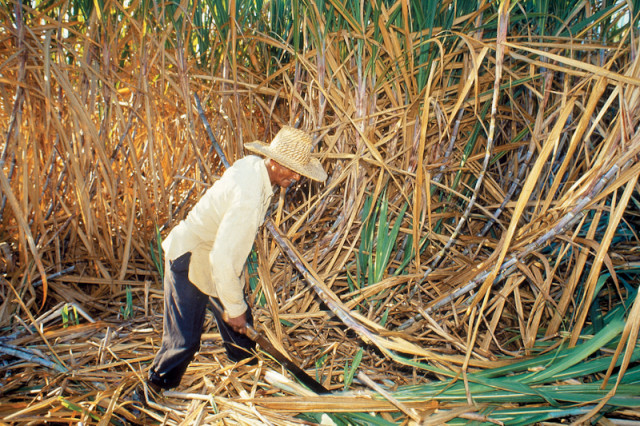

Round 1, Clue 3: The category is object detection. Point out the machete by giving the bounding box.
[209,297,329,394]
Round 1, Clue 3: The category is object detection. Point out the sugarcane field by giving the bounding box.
[2,0,640,424]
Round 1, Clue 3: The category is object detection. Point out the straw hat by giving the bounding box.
[245,126,327,182]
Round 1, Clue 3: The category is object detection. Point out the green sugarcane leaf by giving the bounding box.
[377,201,408,281]
[373,193,389,284]
[61,304,69,328]
[344,347,363,390]
[59,396,101,421]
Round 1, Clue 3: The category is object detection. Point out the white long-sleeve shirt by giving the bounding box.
[162,156,273,317]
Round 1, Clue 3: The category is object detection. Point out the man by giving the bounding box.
[148,126,327,390]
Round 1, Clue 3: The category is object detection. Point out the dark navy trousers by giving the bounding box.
[149,252,256,389]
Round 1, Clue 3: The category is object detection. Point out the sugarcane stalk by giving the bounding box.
[0,342,67,373]
[194,93,230,169]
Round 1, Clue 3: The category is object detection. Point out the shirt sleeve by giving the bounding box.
[209,193,262,318]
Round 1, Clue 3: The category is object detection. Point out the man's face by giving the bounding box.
[270,161,302,189]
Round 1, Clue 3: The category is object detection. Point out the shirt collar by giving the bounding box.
[258,158,274,208]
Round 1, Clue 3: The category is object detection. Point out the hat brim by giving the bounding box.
[245,141,327,182]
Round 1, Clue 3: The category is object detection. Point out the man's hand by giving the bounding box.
[225,312,248,335]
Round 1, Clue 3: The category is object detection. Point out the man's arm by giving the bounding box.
[209,199,262,330]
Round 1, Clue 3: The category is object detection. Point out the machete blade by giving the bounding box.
[209,297,329,394]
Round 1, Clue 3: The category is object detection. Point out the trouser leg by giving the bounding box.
[149,252,208,389]
[210,297,257,362]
